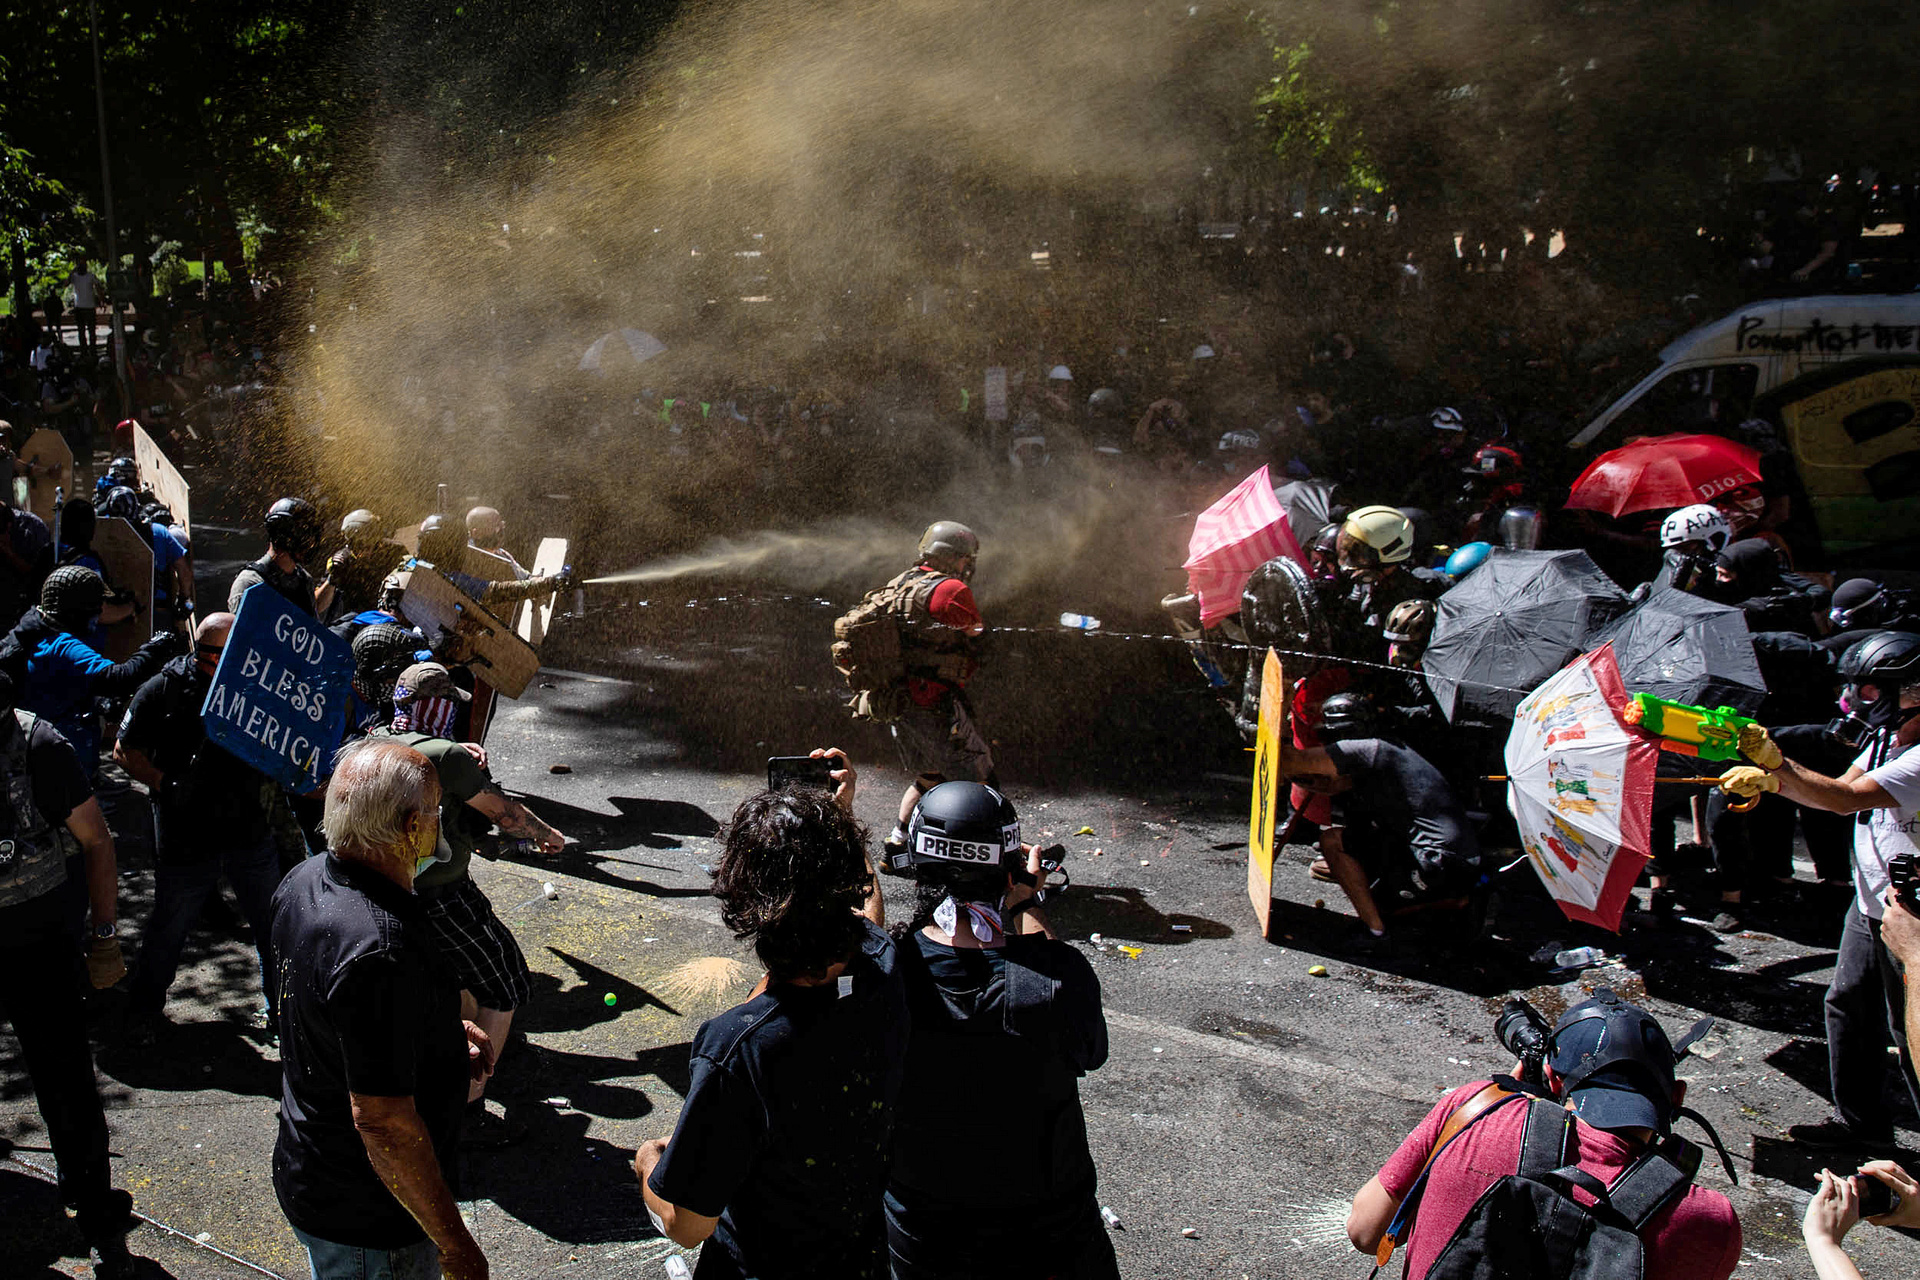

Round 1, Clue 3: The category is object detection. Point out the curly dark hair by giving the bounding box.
[712,788,873,982]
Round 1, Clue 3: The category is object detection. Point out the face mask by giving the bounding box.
[412,814,449,876]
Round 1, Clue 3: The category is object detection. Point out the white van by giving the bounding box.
[1569,294,1920,557]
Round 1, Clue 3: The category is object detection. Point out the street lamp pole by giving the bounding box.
[88,0,131,416]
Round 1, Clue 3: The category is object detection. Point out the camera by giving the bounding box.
[1494,997,1552,1089]
[1890,852,1917,908]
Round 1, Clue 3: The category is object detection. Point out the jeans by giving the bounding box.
[290,1226,441,1280]
[1824,901,1920,1137]
[129,832,282,1017]
[0,940,114,1221]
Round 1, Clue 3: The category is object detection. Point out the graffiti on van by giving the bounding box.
[1735,315,1920,354]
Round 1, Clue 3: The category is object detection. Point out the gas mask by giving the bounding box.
[1663,549,1717,596]
[1827,683,1920,750]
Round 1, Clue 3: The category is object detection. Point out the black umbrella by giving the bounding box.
[1423,549,1630,721]
[1584,587,1765,715]
[1274,477,1339,542]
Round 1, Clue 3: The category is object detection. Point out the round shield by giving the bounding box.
[1239,555,1332,673]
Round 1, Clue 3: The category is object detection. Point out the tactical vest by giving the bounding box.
[0,710,76,908]
[830,568,974,722]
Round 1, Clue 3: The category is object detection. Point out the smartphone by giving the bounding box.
[1857,1174,1898,1219]
[767,755,836,792]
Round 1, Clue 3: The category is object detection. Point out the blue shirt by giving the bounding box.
[21,631,120,776]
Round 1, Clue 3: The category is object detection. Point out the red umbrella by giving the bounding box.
[1564,433,1762,518]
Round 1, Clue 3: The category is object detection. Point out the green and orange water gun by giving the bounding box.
[1621,693,1757,763]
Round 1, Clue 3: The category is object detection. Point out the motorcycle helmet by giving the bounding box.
[1465,443,1523,481]
[1445,541,1492,581]
[106,456,138,488]
[1830,578,1892,632]
[1659,504,1731,553]
[895,781,1020,874]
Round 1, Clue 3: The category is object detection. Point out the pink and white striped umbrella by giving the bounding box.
[1184,465,1306,625]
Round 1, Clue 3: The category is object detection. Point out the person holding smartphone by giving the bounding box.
[1802,1160,1920,1279]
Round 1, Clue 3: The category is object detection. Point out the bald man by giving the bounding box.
[465,506,526,574]
[117,612,288,1040]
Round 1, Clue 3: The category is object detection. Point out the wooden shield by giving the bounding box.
[390,522,421,555]
[93,517,156,661]
[399,566,540,698]
[132,422,191,539]
[461,544,523,583]
[21,428,74,528]
[1247,649,1285,938]
[517,537,569,646]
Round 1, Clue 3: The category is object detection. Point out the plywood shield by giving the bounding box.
[461,544,522,583]
[132,422,191,538]
[517,537,569,646]
[93,517,156,661]
[399,565,540,698]
[21,429,74,528]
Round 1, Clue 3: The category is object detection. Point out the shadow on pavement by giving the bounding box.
[0,1166,187,1278]
[1049,886,1233,944]
[517,948,683,1032]
[514,794,720,855]
[96,1018,280,1099]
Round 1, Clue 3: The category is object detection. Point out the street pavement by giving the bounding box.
[4,534,1920,1277]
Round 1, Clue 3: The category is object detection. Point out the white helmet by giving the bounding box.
[1659,504,1731,552]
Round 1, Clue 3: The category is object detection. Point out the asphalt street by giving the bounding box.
[3,523,1919,1278]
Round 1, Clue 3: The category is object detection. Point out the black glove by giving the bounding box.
[140,628,187,658]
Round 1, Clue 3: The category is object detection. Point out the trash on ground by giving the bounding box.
[1307,964,1329,977]
[549,763,573,774]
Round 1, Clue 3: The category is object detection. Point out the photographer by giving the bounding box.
[1347,990,1740,1279]
[1802,1160,1920,1279]
[635,750,902,1280]
[1718,631,1920,1149]
[882,781,1114,1280]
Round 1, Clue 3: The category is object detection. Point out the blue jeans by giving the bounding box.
[130,831,282,1017]
[290,1226,441,1280]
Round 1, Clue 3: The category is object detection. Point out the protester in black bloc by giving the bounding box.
[883,781,1116,1280]
[271,737,494,1280]
[636,751,903,1280]
[1,565,181,780]
[1274,691,1486,953]
[114,612,284,1043]
[1718,632,1920,1153]
[369,660,566,1145]
[1347,990,1741,1280]
[230,496,331,618]
[0,497,54,629]
[0,669,138,1276]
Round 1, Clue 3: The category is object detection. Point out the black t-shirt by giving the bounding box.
[0,713,93,946]
[270,854,468,1249]
[117,656,270,856]
[649,920,907,1280]
[886,930,1108,1270]
[1325,737,1482,884]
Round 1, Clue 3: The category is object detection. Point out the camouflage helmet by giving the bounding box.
[41,565,107,630]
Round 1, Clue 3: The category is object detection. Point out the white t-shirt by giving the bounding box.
[1853,739,1920,919]
[69,271,100,309]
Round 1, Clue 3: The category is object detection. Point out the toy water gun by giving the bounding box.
[1621,693,1756,763]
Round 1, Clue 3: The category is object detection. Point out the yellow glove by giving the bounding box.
[1737,722,1783,770]
[87,936,126,989]
[1719,766,1780,799]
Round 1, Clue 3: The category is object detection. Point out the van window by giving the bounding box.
[1612,363,1760,438]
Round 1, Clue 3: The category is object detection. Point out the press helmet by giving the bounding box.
[1659,503,1731,553]
[415,513,464,567]
[40,565,107,631]
[917,521,979,578]
[264,497,322,557]
[894,780,1020,874]
[101,486,140,519]
[1336,505,1415,579]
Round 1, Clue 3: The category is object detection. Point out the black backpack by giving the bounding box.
[1384,1093,1700,1280]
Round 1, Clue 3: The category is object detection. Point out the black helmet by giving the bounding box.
[1317,692,1372,742]
[40,565,107,630]
[1830,577,1892,632]
[60,498,96,549]
[416,513,464,566]
[893,781,1020,873]
[101,486,139,519]
[106,456,138,487]
[1838,630,1920,686]
[264,497,322,556]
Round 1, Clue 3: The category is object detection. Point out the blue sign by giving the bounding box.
[202,584,355,790]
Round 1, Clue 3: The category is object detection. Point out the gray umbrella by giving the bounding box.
[1423,548,1630,721]
[1584,587,1766,715]
[1273,477,1339,542]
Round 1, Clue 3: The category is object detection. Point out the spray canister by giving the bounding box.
[1059,613,1102,631]
[436,482,449,513]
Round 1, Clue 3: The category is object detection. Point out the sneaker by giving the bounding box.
[461,1099,528,1148]
[1786,1117,1893,1150]
[1706,909,1746,934]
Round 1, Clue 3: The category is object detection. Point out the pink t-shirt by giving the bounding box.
[1376,1082,1741,1280]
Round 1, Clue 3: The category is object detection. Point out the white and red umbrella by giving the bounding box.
[1183,465,1305,626]
[1502,643,1659,932]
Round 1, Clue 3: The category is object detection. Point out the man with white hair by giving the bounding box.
[270,737,494,1280]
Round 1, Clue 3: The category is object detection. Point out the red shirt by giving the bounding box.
[1377,1082,1740,1280]
[905,571,982,708]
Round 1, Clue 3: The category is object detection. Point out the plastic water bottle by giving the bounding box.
[1552,946,1604,970]
[664,1257,693,1280]
[1059,612,1102,631]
